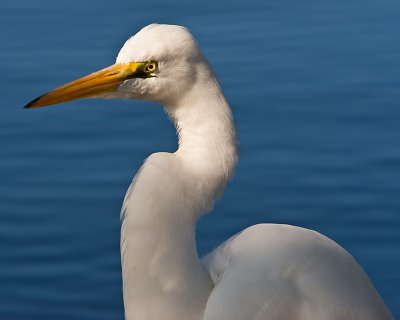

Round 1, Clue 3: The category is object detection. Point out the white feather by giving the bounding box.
[116,24,393,320]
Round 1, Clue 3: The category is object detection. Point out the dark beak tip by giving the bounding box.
[24,95,44,109]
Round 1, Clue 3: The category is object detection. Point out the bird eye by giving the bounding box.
[144,61,158,74]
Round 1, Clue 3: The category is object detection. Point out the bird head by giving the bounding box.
[25,24,208,108]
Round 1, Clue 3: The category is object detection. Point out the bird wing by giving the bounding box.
[202,224,393,320]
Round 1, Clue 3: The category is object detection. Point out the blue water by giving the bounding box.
[1,0,399,319]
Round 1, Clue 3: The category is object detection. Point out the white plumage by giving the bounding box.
[26,23,394,320]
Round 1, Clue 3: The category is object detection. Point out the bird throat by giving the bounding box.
[121,77,237,320]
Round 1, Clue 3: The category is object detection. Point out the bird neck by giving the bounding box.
[166,72,238,203]
[122,72,237,319]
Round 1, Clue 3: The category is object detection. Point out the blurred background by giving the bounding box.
[1,0,399,319]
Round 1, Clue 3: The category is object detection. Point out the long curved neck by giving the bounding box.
[167,72,238,207]
[122,68,237,320]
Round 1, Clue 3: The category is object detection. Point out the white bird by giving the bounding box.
[25,24,394,320]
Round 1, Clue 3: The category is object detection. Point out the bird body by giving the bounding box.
[203,224,392,320]
[26,24,394,320]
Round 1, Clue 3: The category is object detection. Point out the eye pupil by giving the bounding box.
[145,61,157,73]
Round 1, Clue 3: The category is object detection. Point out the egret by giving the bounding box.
[25,24,394,320]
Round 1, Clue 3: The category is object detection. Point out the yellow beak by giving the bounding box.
[25,62,149,109]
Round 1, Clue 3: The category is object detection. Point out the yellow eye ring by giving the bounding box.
[144,61,158,73]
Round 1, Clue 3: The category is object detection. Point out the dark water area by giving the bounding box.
[1,1,399,319]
